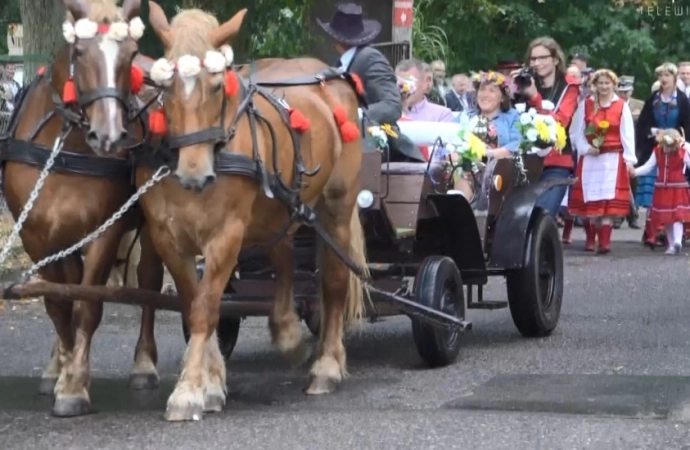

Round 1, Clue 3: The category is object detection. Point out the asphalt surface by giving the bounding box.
[3,222,690,450]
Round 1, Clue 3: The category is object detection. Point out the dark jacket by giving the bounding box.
[346,46,402,125]
[444,90,476,113]
[635,88,690,166]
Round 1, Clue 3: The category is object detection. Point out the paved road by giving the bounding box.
[3,224,690,450]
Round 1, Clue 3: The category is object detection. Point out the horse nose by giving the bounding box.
[202,174,217,189]
[174,173,217,192]
[86,130,99,149]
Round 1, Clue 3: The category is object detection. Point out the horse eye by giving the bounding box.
[211,83,222,93]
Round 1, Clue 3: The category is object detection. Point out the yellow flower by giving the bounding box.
[468,133,487,159]
[555,123,567,150]
[534,120,551,142]
[598,120,610,130]
[380,123,398,138]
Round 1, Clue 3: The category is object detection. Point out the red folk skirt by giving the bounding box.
[569,152,630,217]
[648,182,690,227]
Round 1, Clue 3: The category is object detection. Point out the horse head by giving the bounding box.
[148,1,247,191]
[61,0,143,154]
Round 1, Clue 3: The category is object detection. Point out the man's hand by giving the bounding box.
[626,163,636,177]
[522,77,538,100]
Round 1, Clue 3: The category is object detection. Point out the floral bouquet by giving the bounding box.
[515,103,567,155]
[397,76,417,101]
[585,118,610,150]
[367,124,398,150]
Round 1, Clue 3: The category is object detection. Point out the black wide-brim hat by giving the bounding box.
[317,3,382,46]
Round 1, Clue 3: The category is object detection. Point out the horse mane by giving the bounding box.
[167,9,219,59]
[65,0,125,23]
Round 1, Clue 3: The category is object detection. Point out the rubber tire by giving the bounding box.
[411,256,465,368]
[506,210,563,337]
[181,261,241,360]
[303,310,320,337]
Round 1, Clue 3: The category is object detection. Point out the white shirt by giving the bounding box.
[569,94,637,165]
[339,47,357,72]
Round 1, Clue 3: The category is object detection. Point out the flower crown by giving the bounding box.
[591,69,618,88]
[397,76,417,96]
[62,17,145,43]
[149,46,235,85]
[471,71,512,92]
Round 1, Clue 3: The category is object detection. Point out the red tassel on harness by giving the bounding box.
[331,105,358,142]
[148,109,167,135]
[225,70,239,97]
[289,108,311,133]
[36,66,46,75]
[62,78,77,104]
[350,73,364,96]
[130,65,144,94]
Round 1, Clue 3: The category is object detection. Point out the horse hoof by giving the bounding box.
[203,394,225,413]
[165,402,204,421]
[38,377,57,396]
[304,375,338,395]
[129,373,160,390]
[52,395,90,417]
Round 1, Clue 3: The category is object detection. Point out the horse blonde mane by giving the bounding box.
[65,0,123,23]
[167,9,219,59]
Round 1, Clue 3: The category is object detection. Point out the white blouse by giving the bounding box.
[569,94,637,166]
[634,145,690,177]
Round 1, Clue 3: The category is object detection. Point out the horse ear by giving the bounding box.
[148,1,172,48]
[120,0,141,22]
[63,0,90,21]
[208,9,247,49]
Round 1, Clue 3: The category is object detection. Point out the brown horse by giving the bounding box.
[1,0,163,416]
[138,4,368,420]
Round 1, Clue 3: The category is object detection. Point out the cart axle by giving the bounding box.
[366,285,471,332]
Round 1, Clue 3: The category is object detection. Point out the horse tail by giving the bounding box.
[344,206,369,327]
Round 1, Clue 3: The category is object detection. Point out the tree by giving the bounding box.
[19,0,64,81]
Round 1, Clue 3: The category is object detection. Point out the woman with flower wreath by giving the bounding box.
[635,62,690,248]
[568,69,637,254]
[456,70,522,210]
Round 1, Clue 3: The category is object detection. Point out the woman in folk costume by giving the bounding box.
[632,129,690,254]
[568,69,637,254]
[635,63,690,246]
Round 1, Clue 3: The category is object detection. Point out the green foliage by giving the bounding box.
[412,0,450,63]
[250,6,309,58]
[0,0,21,55]
[415,0,690,94]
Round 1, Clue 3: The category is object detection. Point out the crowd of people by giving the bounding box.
[0,63,21,114]
[319,3,690,256]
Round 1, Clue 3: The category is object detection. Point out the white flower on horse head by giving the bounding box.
[526,128,539,142]
[203,51,226,74]
[519,112,533,126]
[128,17,145,40]
[541,100,555,111]
[219,45,234,67]
[62,21,76,44]
[74,18,99,40]
[177,55,202,78]
[150,58,176,84]
[107,22,129,41]
[515,103,526,113]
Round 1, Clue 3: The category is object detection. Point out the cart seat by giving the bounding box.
[380,162,429,174]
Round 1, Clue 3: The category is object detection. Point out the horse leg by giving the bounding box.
[268,238,309,365]
[305,203,366,395]
[129,226,163,390]
[52,235,120,417]
[164,223,243,421]
[36,255,83,395]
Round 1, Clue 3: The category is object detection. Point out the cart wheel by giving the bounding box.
[411,256,465,367]
[303,310,320,337]
[182,317,240,360]
[506,210,563,337]
[180,260,241,360]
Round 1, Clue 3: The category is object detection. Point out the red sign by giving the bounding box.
[393,0,413,28]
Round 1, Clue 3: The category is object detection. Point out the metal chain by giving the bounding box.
[0,132,68,268]
[21,165,172,280]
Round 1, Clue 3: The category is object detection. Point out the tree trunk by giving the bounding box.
[19,0,64,85]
